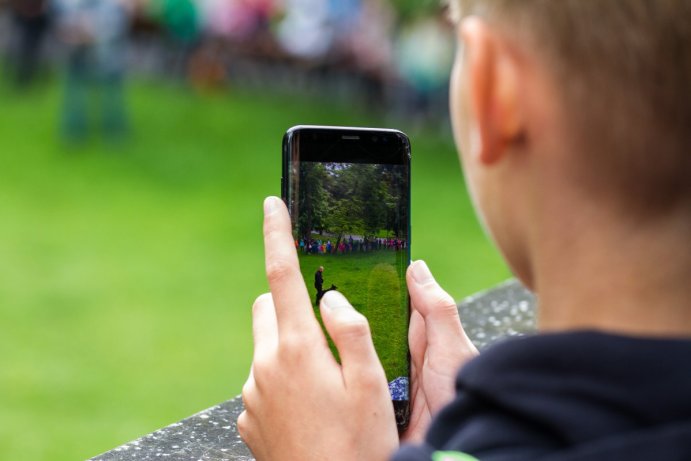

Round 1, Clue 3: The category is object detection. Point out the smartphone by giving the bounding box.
[282,125,411,431]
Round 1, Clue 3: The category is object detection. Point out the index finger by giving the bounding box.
[263,197,320,338]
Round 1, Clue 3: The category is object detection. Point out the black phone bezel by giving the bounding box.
[282,125,411,191]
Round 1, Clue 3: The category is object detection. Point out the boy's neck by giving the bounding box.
[533,205,691,338]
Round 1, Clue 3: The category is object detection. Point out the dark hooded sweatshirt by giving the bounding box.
[393,332,691,461]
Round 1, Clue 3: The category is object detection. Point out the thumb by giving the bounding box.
[320,291,387,388]
[407,260,477,355]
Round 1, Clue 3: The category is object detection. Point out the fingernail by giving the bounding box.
[264,197,280,215]
[321,290,351,311]
[410,260,435,285]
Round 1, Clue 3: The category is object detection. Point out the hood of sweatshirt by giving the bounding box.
[396,331,691,461]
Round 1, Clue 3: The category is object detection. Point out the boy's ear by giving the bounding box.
[461,17,524,165]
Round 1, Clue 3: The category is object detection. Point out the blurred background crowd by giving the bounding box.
[0,2,509,460]
[1,0,454,141]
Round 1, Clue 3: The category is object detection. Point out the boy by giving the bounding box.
[238,0,691,459]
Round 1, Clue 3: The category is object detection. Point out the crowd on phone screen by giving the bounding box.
[1,0,454,137]
[297,236,407,256]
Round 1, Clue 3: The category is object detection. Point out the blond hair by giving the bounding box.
[450,0,691,216]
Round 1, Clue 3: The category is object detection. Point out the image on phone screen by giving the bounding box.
[283,126,411,429]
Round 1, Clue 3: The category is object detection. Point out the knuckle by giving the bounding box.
[433,292,458,312]
[263,214,282,234]
[236,411,250,441]
[241,380,255,403]
[278,332,308,358]
[358,367,386,391]
[334,315,371,341]
[265,258,296,283]
[419,286,458,315]
[250,356,272,380]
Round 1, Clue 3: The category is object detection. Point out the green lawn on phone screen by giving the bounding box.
[0,80,510,461]
[298,250,408,381]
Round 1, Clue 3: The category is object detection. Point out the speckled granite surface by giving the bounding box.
[90,401,253,461]
[89,279,536,461]
[457,279,537,350]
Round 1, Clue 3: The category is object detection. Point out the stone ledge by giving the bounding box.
[457,279,537,350]
[90,279,536,461]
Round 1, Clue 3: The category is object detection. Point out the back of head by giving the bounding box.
[451,0,691,217]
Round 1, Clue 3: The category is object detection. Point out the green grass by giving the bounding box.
[299,250,408,381]
[0,77,509,461]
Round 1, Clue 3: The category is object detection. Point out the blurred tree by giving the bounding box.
[390,0,443,21]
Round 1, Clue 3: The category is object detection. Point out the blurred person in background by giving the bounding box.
[395,11,454,125]
[7,0,51,88]
[276,0,333,60]
[339,0,396,110]
[203,0,276,45]
[52,0,132,143]
[188,0,279,91]
[150,0,200,78]
[327,0,362,47]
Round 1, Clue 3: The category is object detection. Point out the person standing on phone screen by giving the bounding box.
[238,0,691,460]
[314,266,324,305]
[314,266,337,305]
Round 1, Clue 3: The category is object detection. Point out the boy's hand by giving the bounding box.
[403,261,479,442]
[237,197,399,461]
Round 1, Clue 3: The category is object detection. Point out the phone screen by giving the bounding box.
[282,126,411,429]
